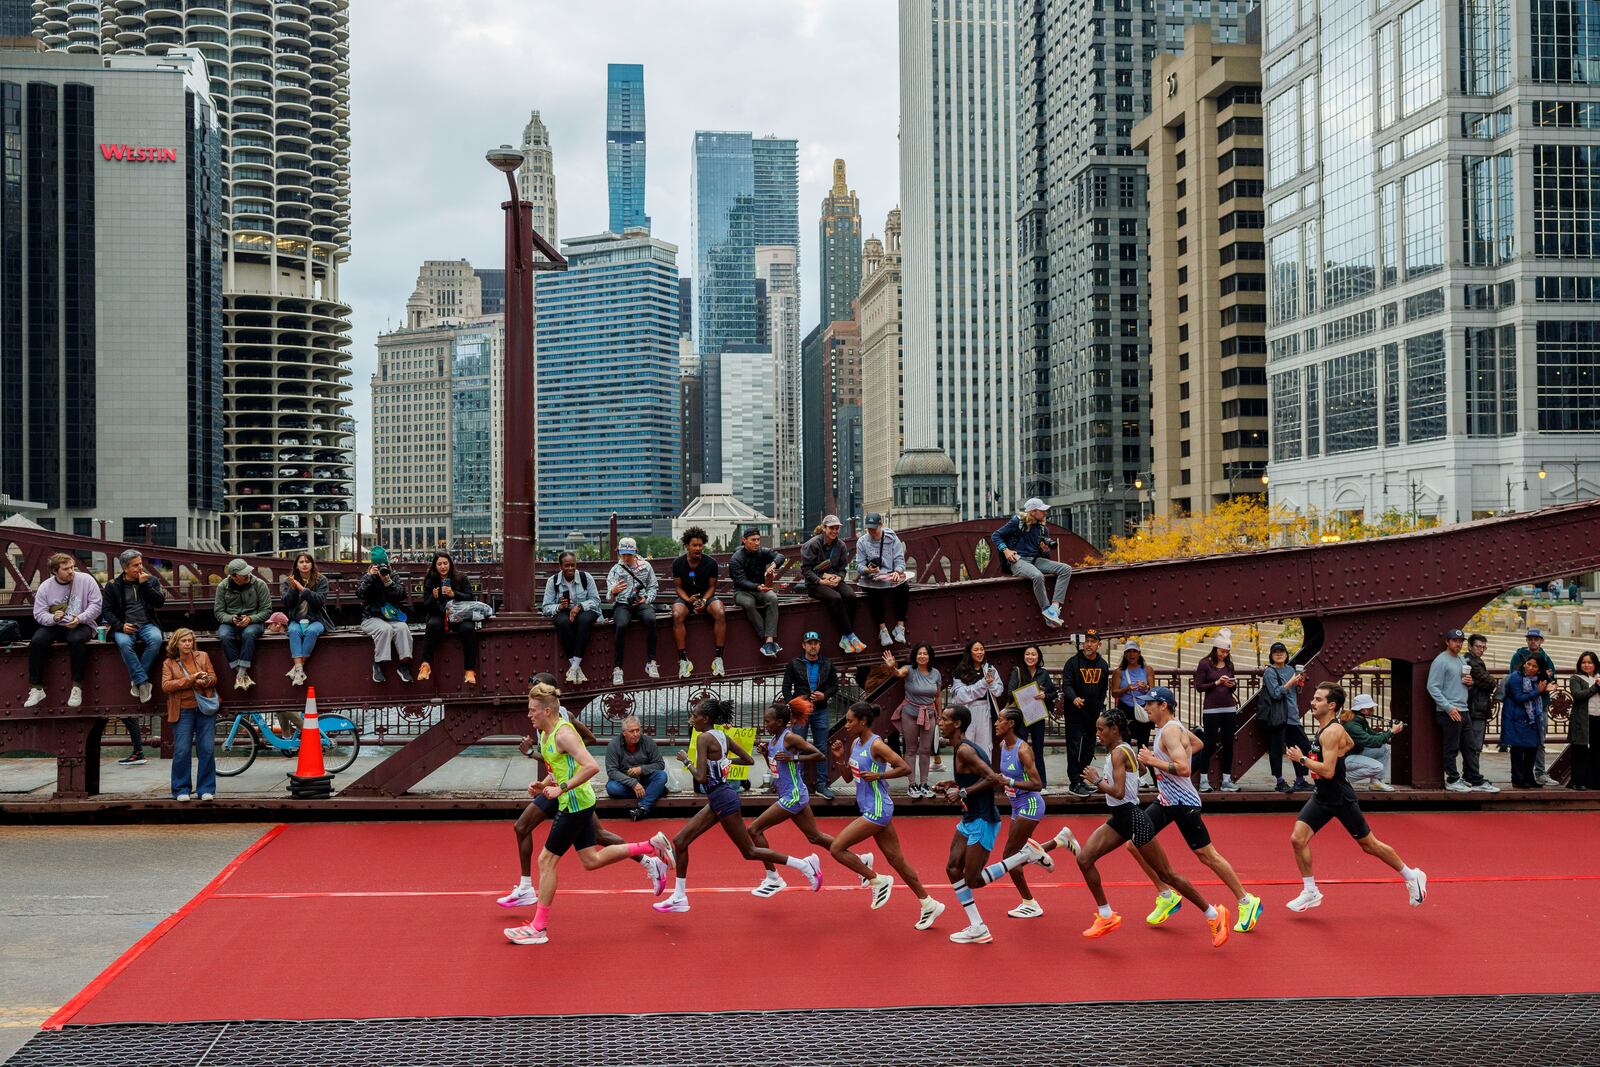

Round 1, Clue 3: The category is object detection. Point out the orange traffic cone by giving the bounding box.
[287,686,334,798]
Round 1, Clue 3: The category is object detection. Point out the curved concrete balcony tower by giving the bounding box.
[34,0,355,557]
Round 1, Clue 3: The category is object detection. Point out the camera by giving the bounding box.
[379,566,391,578]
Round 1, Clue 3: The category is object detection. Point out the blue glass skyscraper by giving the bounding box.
[534,231,680,544]
[752,136,799,248]
[606,63,649,234]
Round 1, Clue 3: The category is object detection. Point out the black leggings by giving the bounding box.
[1510,745,1538,787]
[1268,720,1311,780]
[862,583,910,627]
[1025,718,1048,787]
[807,581,858,638]
[420,618,479,671]
[1200,711,1238,783]
[553,609,598,659]
[27,624,92,684]
[612,602,657,665]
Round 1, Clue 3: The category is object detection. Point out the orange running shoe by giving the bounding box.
[1082,912,1122,939]
[1209,904,1230,948]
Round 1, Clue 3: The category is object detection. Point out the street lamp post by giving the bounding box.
[1225,466,1270,502]
[485,145,566,613]
[1537,457,1581,506]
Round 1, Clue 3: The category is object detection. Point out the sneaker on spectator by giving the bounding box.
[24,687,47,709]
[1366,779,1396,792]
[117,754,146,767]
[1536,773,1558,787]
[1470,780,1500,793]
[1199,779,1213,793]
[892,623,908,644]
[1444,778,1471,793]
[612,667,624,686]
[878,625,893,647]
[711,656,724,677]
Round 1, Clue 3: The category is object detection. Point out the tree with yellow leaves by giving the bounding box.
[1096,498,1435,565]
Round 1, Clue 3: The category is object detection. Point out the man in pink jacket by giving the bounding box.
[26,552,103,709]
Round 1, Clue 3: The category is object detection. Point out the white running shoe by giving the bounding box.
[504,924,548,945]
[868,874,894,910]
[641,855,668,896]
[892,623,907,644]
[23,687,45,709]
[1444,778,1471,793]
[67,686,83,708]
[497,884,539,908]
[612,667,624,686]
[175,793,191,802]
[1052,825,1082,857]
[802,854,823,891]
[1286,886,1324,912]
[652,897,690,913]
[645,660,660,679]
[649,831,676,868]
[914,897,945,930]
[678,658,694,679]
[879,625,893,647]
[1366,779,1396,792]
[1471,780,1500,793]
[1024,837,1055,872]
[573,663,587,684]
[1008,899,1045,919]
[200,793,214,801]
[858,851,876,886]
[751,874,786,898]
[950,923,993,944]
[565,662,579,684]
[711,656,725,677]
[1406,868,1428,907]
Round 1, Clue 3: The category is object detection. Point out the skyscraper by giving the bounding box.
[752,135,799,248]
[819,159,862,326]
[606,62,648,233]
[860,209,905,519]
[822,320,863,519]
[801,324,827,527]
[1017,0,1250,542]
[900,0,1021,518]
[1262,0,1600,522]
[518,110,557,248]
[720,349,776,518]
[38,1,356,557]
[535,230,680,544]
[759,246,804,537]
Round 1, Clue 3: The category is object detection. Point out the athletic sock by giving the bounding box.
[674,877,687,899]
[1204,905,1218,921]
[952,879,981,924]
[1097,903,1113,918]
[1400,865,1420,880]
[1239,895,1252,906]
[678,651,689,660]
[626,841,655,857]
[763,869,783,881]
[783,855,809,871]
[715,646,724,656]
[963,902,983,925]
[532,903,551,932]
[1302,877,1317,890]
[517,876,532,890]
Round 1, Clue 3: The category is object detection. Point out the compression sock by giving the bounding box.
[952,879,982,925]
[532,904,551,932]
[980,849,1033,886]
[1302,876,1317,890]
[1098,903,1113,918]
[626,841,655,857]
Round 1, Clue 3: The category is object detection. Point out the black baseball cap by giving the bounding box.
[1445,628,1465,640]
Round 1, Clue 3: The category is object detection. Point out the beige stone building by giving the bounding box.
[1132,24,1267,517]
[860,208,904,520]
[405,259,484,329]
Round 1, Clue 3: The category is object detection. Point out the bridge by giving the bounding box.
[3,503,1597,802]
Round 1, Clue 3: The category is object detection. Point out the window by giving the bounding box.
[1219,179,1263,202]
[1537,320,1600,430]
[1383,343,1401,445]
[1533,144,1600,258]
[1269,229,1300,326]
[1323,350,1379,453]
[1218,116,1263,141]
[1398,1,1442,114]
[1220,147,1264,172]
[1219,85,1261,109]
[1305,363,1321,456]
[1463,107,1513,137]
[1532,0,1600,83]
[1405,330,1447,442]
[1180,439,1191,456]
[1403,161,1445,278]
[1463,152,1516,266]
[1221,366,1268,388]
[1222,398,1268,419]
[1403,288,1446,321]
[1536,276,1600,302]
[1461,0,1512,94]
[1220,210,1265,233]
[1466,325,1517,437]
[1533,101,1600,127]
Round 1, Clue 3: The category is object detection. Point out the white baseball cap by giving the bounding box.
[1351,694,1377,712]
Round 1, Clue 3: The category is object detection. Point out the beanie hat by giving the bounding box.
[371,545,390,566]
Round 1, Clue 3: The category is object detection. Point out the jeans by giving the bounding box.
[1009,557,1072,612]
[287,620,324,660]
[1268,719,1312,780]
[26,623,92,684]
[806,581,858,639]
[862,582,910,628]
[170,706,217,798]
[606,769,669,812]
[421,618,479,670]
[734,589,780,640]
[553,609,598,659]
[111,624,164,685]
[1345,746,1389,784]
[216,621,264,669]
[1200,710,1238,783]
[612,602,657,666]
[1066,711,1096,784]
[804,702,833,792]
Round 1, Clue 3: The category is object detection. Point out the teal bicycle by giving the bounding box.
[213,710,361,776]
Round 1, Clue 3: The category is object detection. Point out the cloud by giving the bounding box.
[343,0,899,509]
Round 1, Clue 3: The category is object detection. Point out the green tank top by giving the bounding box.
[540,720,595,813]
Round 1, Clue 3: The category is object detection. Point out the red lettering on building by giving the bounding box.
[98,144,179,163]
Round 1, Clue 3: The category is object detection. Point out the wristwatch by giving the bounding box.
[958,787,968,800]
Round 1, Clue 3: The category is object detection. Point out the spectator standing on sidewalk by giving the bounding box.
[1344,693,1403,791]
[728,528,788,658]
[25,553,103,710]
[1109,642,1154,754]
[1458,634,1498,791]
[1006,644,1059,788]
[990,498,1071,629]
[605,716,668,819]
[1508,628,1558,786]
[1426,628,1485,792]
[1260,642,1310,793]
[1504,657,1548,788]
[948,638,1003,750]
[1193,629,1241,792]
[855,513,911,647]
[606,537,660,686]
[781,632,839,799]
[214,559,270,691]
[799,516,866,654]
[1566,651,1598,790]
[884,643,941,797]
[1060,628,1110,795]
[542,552,601,684]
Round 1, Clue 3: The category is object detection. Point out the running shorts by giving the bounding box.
[1105,803,1157,848]
[706,781,742,818]
[958,815,1001,851]
[1296,796,1371,839]
[530,793,558,817]
[1009,792,1044,822]
[1145,802,1211,850]
[543,808,598,856]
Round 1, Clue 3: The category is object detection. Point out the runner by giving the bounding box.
[497,673,666,909]
[747,698,848,897]
[504,683,674,945]
[826,701,946,929]
[932,707,1055,944]
[1135,687,1263,932]
[1072,710,1230,946]
[994,708,1078,918]
[652,698,822,913]
[1285,682,1428,911]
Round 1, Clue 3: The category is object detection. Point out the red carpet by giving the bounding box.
[49,811,1600,1025]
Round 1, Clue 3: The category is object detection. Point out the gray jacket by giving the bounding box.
[854,529,906,581]
[605,734,664,788]
[541,570,601,617]
[1426,650,1470,716]
[1258,665,1300,727]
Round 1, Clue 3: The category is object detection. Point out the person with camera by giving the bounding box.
[542,551,601,684]
[855,513,911,647]
[1342,693,1403,791]
[417,551,480,687]
[670,526,726,679]
[214,559,271,691]
[357,547,413,684]
[990,498,1070,628]
[607,537,660,686]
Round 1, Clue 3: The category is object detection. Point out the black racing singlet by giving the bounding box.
[956,740,1001,823]
[1312,722,1358,805]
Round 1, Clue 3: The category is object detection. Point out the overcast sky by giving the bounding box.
[344,0,901,509]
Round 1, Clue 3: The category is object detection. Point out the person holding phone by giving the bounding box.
[949,640,1003,750]
[1192,629,1240,792]
[855,513,912,647]
[606,537,660,686]
[669,526,726,679]
[1426,628,1475,792]
[416,551,480,687]
[541,552,601,684]
[1260,641,1311,793]
[989,498,1071,628]
[280,551,333,689]
[356,547,413,684]
[799,516,866,654]
[161,628,219,802]
[727,527,789,658]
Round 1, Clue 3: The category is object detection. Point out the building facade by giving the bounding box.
[899,0,1022,518]
[800,323,827,530]
[1017,0,1251,542]
[819,158,862,326]
[860,209,905,519]
[1263,0,1600,523]
[1,48,223,547]
[38,0,357,557]
[758,245,803,539]
[518,110,557,250]
[1134,25,1267,517]
[719,349,775,519]
[404,259,483,328]
[606,63,648,234]
[535,230,680,545]
[821,318,863,519]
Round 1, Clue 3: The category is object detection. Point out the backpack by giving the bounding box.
[0,619,19,646]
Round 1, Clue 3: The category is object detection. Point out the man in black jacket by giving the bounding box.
[727,528,789,658]
[1060,628,1110,795]
[103,549,166,765]
[782,631,840,798]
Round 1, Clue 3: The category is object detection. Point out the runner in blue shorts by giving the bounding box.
[746,698,853,897]
[994,708,1079,919]
[653,698,821,913]
[933,707,1054,944]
